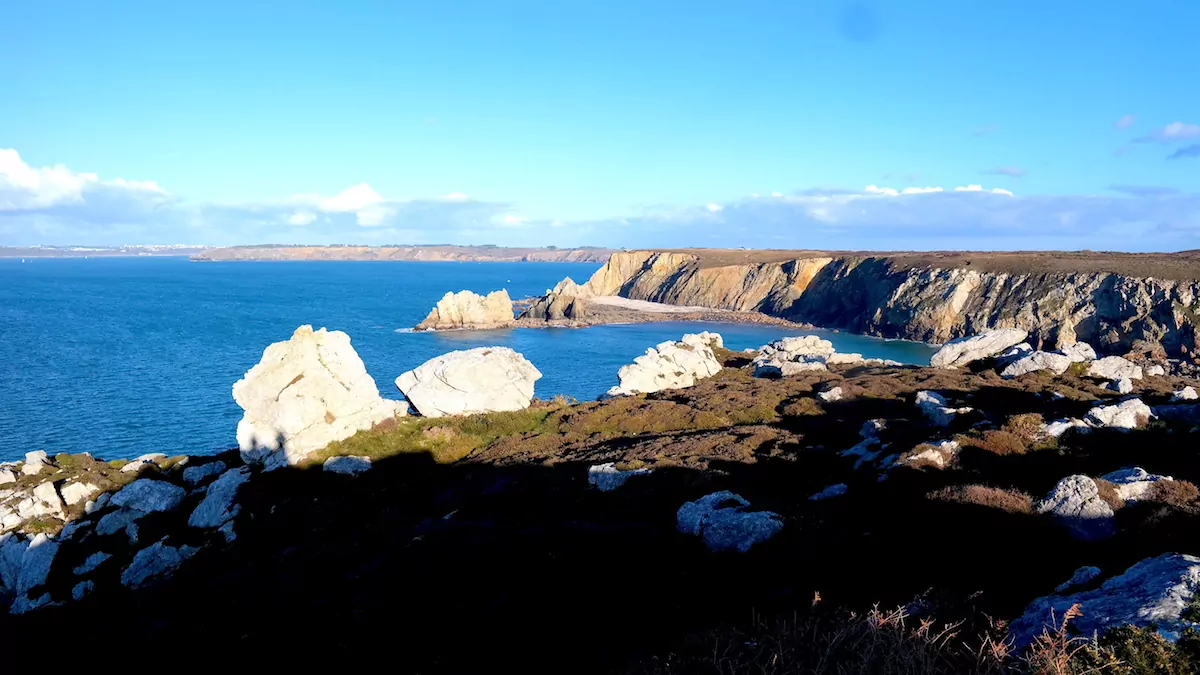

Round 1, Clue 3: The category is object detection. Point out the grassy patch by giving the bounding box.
[927,484,1035,514]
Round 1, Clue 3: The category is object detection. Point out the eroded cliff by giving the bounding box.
[574,250,1200,357]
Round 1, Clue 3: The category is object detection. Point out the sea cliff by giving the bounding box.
[572,250,1200,357]
[191,245,611,263]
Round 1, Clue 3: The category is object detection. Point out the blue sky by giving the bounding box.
[1,1,1198,250]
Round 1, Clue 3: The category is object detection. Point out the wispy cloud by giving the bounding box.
[1108,184,1181,197]
[970,124,998,137]
[1135,121,1200,144]
[1114,114,1136,130]
[1168,143,1200,160]
[983,166,1027,178]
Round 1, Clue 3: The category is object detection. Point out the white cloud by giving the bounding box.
[771,191,783,197]
[901,186,944,195]
[1136,121,1200,144]
[502,214,528,225]
[0,148,167,211]
[706,203,723,212]
[287,211,317,226]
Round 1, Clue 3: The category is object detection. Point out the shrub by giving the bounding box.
[928,485,1034,514]
[1002,413,1045,441]
[780,397,825,418]
[1148,479,1200,507]
[1092,478,1126,512]
[961,429,1029,456]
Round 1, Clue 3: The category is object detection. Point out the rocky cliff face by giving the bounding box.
[575,251,1200,357]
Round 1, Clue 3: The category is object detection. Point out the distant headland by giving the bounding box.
[190,244,613,263]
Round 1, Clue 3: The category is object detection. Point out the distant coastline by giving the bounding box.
[0,245,214,259]
[191,245,613,263]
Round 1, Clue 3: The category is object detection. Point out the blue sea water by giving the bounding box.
[0,257,935,462]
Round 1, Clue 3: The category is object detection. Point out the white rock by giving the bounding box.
[415,289,515,331]
[16,481,65,521]
[817,386,844,402]
[60,481,101,506]
[120,453,167,474]
[1087,356,1143,381]
[676,491,783,553]
[235,325,406,468]
[73,551,112,576]
[397,346,543,416]
[322,455,372,475]
[20,451,49,476]
[825,353,864,365]
[757,335,836,361]
[0,469,14,485]
[1041,418,1090,438]
[9,533,58,597]
[1035,475,1115,540]
[915,391,972,427]
[182,461,227,486]
[111,479,186,513]
[929,329,1029,368]
[1010,553,1200,646]
[1086,398,1153,430]
[120,540,199,589]
[809,483,848,501]
[1172,386,1199,402]
[72,580,94,601]
[587,463,651,492]
[603,338,721,397]
[1109,377,1134,394]
[1100,467,1174,502]
[1146,364,1166,377]
[840,437,881,469]
[753,359,828,378]
[1062,342,1098,363]
[898,440,960,469]
[1000,351,1073,378]
[1055,566,1102,593]
[681,331,724,350]
[188,467,250,528]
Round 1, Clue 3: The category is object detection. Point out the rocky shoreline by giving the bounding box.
[3,321,1200,670]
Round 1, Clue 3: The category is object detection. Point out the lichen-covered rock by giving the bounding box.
[930,329,1029,368]
[1035,475,1115,540]
[188,467,250,529]
[111,479,185,513]
[604,338,721,397]
[235,325,405,468]
[121,540,199,589]
[415,289,515,331]
[396,347,542,417]
[323,456,372,475]
[1100,467,1174,502]
[587,463,652,492]
[914,391,972,427]
[1010,553,1200,646]
[676,491,783,553]
[1087,356,1144,381]
[1000,351,1074,378]
[1086,398,1153,429]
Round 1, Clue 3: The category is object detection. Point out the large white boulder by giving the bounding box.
[1000,351,1074,378]
[1086,398,1152,429]
[1087,356,1144,381]
[929,329,1028,368]
[1100,467,1174,502]
[414,289,515,331]
[235,325,405,468]
[396,346,542,417]
[676,491,783,553]
[915,391,973,427]
[605,338,721,397]
[1035,475,1115,540]
[1062,342,1098,363]
[111,479,186,513]
[1010,553,1200,646]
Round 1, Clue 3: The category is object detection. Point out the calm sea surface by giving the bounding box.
[0,257,935,461]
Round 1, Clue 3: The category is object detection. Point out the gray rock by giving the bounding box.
[182,461,227,486]
[1101,467,1174,502]
[218,520,237,543]
[1109,377,1134,394]
[96,508,145,542]
[0,533,59,599]
[1062,342,1098,363]
[1035,475,1115,540]
[929,329,1029,368]
[915,391,972,427]
[120,540,199,589]
[73,551,112,576]
[1040,418,1090,438]
[71,580,94,601]
[1087,356,1143,381]
[587,463,651,492]
[1010,553,1200,646]
[809,483,848,501]
[676,491,783,553]
[397,346,544,415]
[1055,566,1102,593]
[111,479,186,513]
[85,492,110,515]
[1086,398,1153,429]
[10,592,56,614]
[322,456,372,475]
[1000,351,1073,378]
[188,467,250,529]
[58,519,92,541]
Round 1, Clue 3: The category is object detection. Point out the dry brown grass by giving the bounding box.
[1003,413,1045,441]
[780,397,826,418]
[928,485,1035,514]
[1092,478,1126,512]
[959,430,1031,456]
[1148,479,1200,507]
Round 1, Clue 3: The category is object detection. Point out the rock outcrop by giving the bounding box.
[396,347,542,417]
[930,329,1029,368]
[676,491,783,553]
[1035,475,1115,540]
[604,333,723,397]
[415,289,516,331]
[234,325,405,469]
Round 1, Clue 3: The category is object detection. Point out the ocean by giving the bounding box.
[0,257,936,462]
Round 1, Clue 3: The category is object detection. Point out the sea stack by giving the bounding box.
[415,289,516,331]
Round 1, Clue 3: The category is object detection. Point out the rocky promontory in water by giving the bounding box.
[5,322,1200,672]
[517,249,1200,366]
